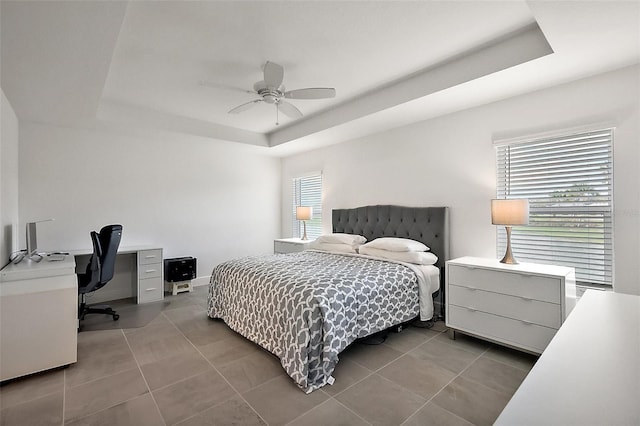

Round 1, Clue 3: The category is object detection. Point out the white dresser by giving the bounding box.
[273,238,312,254]
[446,256,576,354]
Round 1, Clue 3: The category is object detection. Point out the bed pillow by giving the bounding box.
[362,237,429,252]
[359,246,438,265]
[315,233,366,246]
[308,241,358,254]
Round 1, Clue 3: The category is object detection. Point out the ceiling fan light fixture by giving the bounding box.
[263,94,278,104]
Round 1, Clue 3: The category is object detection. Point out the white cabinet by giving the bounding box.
[273,238,312,254]
[446,257,576,354]
[137,248,163,303]
[495,291,640,425]
[0,256,78,381]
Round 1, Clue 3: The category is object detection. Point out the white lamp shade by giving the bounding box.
[296,206,313,221]
[491,199,529,225]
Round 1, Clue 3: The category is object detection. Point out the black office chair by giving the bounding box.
[77,224,123,322]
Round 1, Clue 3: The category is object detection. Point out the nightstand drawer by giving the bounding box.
[448,264,560,303]
[273,239,311,254]
[138,277,163,303]
[449,285,562,329]
[448,305,556,353]
[274,241,297,253]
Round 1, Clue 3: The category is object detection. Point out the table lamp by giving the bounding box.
[491,199,529,264]
[296,206,313,240]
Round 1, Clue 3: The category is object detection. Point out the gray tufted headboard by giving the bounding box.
[331,205,450,269]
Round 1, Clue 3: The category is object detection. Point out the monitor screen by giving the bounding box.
[26,222,38,255]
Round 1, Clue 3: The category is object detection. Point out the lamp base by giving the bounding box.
[499,252,518,265]
[301,221,308,241]
[499,226,518,264]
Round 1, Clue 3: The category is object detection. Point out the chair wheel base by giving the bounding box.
[78,302,119,323]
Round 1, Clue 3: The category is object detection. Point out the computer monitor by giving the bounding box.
[26,222,38,256]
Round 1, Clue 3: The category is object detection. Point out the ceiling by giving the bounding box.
[1,1,638,156]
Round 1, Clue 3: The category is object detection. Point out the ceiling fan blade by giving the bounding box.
[198,80,255,94]
[253,80,268,92]
[284,88,336,99]
[278,101,303,119]
[264,61,284,88]
[228,99,262,114]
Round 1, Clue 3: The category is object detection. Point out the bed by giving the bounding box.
[207,205,449,393]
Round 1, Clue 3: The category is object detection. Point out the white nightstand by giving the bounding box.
[274,238,313,254]
[446,256,576,354]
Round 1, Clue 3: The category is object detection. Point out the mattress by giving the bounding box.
[207,250,439,393]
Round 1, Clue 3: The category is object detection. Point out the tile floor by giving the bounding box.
[0,286,538,426]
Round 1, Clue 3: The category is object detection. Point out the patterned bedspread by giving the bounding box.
[207,250,420,393]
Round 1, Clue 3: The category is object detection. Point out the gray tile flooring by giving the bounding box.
[0,286,538,426]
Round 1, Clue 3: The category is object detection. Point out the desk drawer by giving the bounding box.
[448,264,560,304]
[448,305,556,354]
[139,249,162,265]
[449,285,561,329]
[138,264,161,280]
[138,277,163,303]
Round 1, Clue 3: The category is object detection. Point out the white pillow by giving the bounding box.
[315,233,366,246]
[362,237,429,252]
[308,241,357,254]
[359,246,438,265]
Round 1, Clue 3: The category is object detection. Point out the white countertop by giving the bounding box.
[68,245,161,256]
[0,255,76,283]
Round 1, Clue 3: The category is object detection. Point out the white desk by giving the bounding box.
[0,245,163,381]
[495,290,640,425]
[70,246,164,304]
[0,255,78,381]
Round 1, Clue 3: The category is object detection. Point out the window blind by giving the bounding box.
[496,128,613,286]
[292,173,322,239]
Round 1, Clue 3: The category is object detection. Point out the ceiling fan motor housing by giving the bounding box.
[258,88,282,104]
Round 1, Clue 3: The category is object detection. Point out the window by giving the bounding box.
[495,128,613,286]
[292,173,322,239]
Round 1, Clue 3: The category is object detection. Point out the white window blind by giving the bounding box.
[292,173,322,239]
[496,128,613,286]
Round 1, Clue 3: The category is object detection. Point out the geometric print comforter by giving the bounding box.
[207,250,420,393]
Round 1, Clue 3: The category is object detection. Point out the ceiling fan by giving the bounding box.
[227,61,336,125]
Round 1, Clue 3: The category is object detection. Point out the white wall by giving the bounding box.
[1,89,19,267]
[19,123,281,285]
[281,65,640,296]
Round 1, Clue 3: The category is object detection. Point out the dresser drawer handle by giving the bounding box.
[521,320,533,325]
[466,307,477,312]
[145,288,157,292]
[521,296,533,301]
[145,255,156,259]
[466,286,477,291]
[145,269,156,273]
